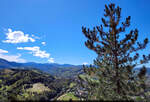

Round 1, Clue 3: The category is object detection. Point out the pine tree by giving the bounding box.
[79,3,150,101]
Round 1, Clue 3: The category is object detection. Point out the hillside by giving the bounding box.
[1,59,150,101]
[0,68,73,101]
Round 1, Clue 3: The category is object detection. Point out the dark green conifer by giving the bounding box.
[80,3,150,101]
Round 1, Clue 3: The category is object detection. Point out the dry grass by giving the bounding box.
[27,83,50,93]
[3,69,14,74]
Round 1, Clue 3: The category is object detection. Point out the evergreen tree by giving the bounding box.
[79,3,150,101]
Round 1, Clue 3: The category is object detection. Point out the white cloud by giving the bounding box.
[32,34,40,39]
[48,58,54,63]
[17,46,50,58]
[0,54,26,63]
[0,49,8,53]
[83,62,88,65]
[41,42,46,45]
[0,49,26,63]
[3,28,36,44]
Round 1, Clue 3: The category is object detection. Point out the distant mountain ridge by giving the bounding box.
[0,58,81,68]
[0,58,83,78]
[0,58,22,68]
[1,58,150,77]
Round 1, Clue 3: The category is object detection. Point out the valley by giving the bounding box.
[0,58,150,101]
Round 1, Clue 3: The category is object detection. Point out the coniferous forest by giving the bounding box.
[1,1,150,102]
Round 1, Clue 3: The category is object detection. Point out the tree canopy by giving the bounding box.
[80,3,150,101]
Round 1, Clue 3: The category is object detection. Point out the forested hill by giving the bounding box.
[0,68,75,101]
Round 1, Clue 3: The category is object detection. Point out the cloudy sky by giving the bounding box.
[0,0,150,65]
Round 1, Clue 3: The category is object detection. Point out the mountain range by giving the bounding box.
[0,58,83,78]
[0,58,150,77]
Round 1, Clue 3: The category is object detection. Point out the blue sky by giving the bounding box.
[0,0,150,65]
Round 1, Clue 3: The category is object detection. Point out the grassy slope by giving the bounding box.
[0,68,72,101]
[57,92,79,101]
